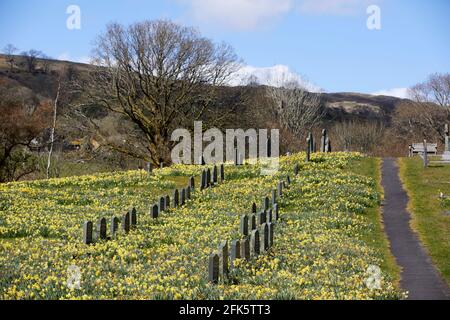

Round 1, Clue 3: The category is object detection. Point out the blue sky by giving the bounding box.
[0,0,449,96]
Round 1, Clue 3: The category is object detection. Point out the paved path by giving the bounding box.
[381,158,450,300]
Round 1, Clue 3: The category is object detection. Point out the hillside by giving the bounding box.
[0,54,406,123]
[0,53,414,174]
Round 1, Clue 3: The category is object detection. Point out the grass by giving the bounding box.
[398,157,450,285]
[0,153,404,299]
[344,157,401,287]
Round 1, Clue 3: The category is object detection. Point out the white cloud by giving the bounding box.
[57,52,90,64]
[228,64,322,92]
[298,0,374,15]
[371,87,409,99]
[180,0,292,30]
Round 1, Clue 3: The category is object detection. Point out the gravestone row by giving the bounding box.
[306,129,332,163]
[200,164,225,190]
[208,163,296,283]
[83,207,138,244]
[151,176,196,218]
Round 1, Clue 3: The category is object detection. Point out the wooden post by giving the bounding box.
[423,139,428,168]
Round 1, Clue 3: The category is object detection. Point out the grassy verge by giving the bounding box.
[344,157,401,287]
[398,157,450,285]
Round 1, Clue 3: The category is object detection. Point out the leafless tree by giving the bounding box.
[409,73,450,113]
[392,100,448,144]
[266,78,324,138]
[76,20,240,165]
[40,54,52,74]
[2,44,18,71]
[405,73,450,143]
[331,120,385,153]
[20,49,43,73]
[0,82,51,182]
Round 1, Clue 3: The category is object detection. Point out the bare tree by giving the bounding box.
[266,78,324,138]
[46,79,60,179]
[40,54,52,74]
[2,44,18,72]
[409,73,450,113]
[331,120,385,153]
[0,87,51,182]
[392,100,448,144]
[20,49,43,73]
[76,20,239,165]
[406,73,450,143]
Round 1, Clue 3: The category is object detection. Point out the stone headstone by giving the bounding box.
[83,221,93,244]
[200,170,206,190]
[122,212,130,233]
[208,253,219,284]
[213,165,218,184]
[186,187,191,200]
[286,175,291,186]
[294,163,299,175]
[250,214,257,230]
[218,240,229,279]
[240,237,250,260]
[180,188,186,205]
[206,168,211,187]
[151,204,159,219]
[173,189,179,207]
[230,240,241,267]
[306,137,311,162]
[320,129,327,152]
[263,197,269,211]
[189,176,195,190]
[268,222,274,247]
[277,181,283,197]
[261,223,269,252]
[160,162,164,169]
[240,214,249,236]
[273,203,279,221]
[423,139,428,168]
[257,211,266,225]
[250,229,260,256]
[165,195,170,208]
[220,164,225,182]
[130,208,137,228]
[271,189,276,205]
[308,132,313,153]
[325,137,331,152]
[445,124,449,152]
[267,209,272,223]
[159,196,165,212]
[97,217,107,240]
[110,216,119,238]
[252,202,257,214]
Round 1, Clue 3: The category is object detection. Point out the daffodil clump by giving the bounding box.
[0,152,404,299]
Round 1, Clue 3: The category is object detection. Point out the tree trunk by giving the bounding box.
[46,81,60,179]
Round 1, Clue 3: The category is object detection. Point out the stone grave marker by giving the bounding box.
[83,221,93,244]
[208,253,219,284]
[240,214,249,236]
[218,240,229,279]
